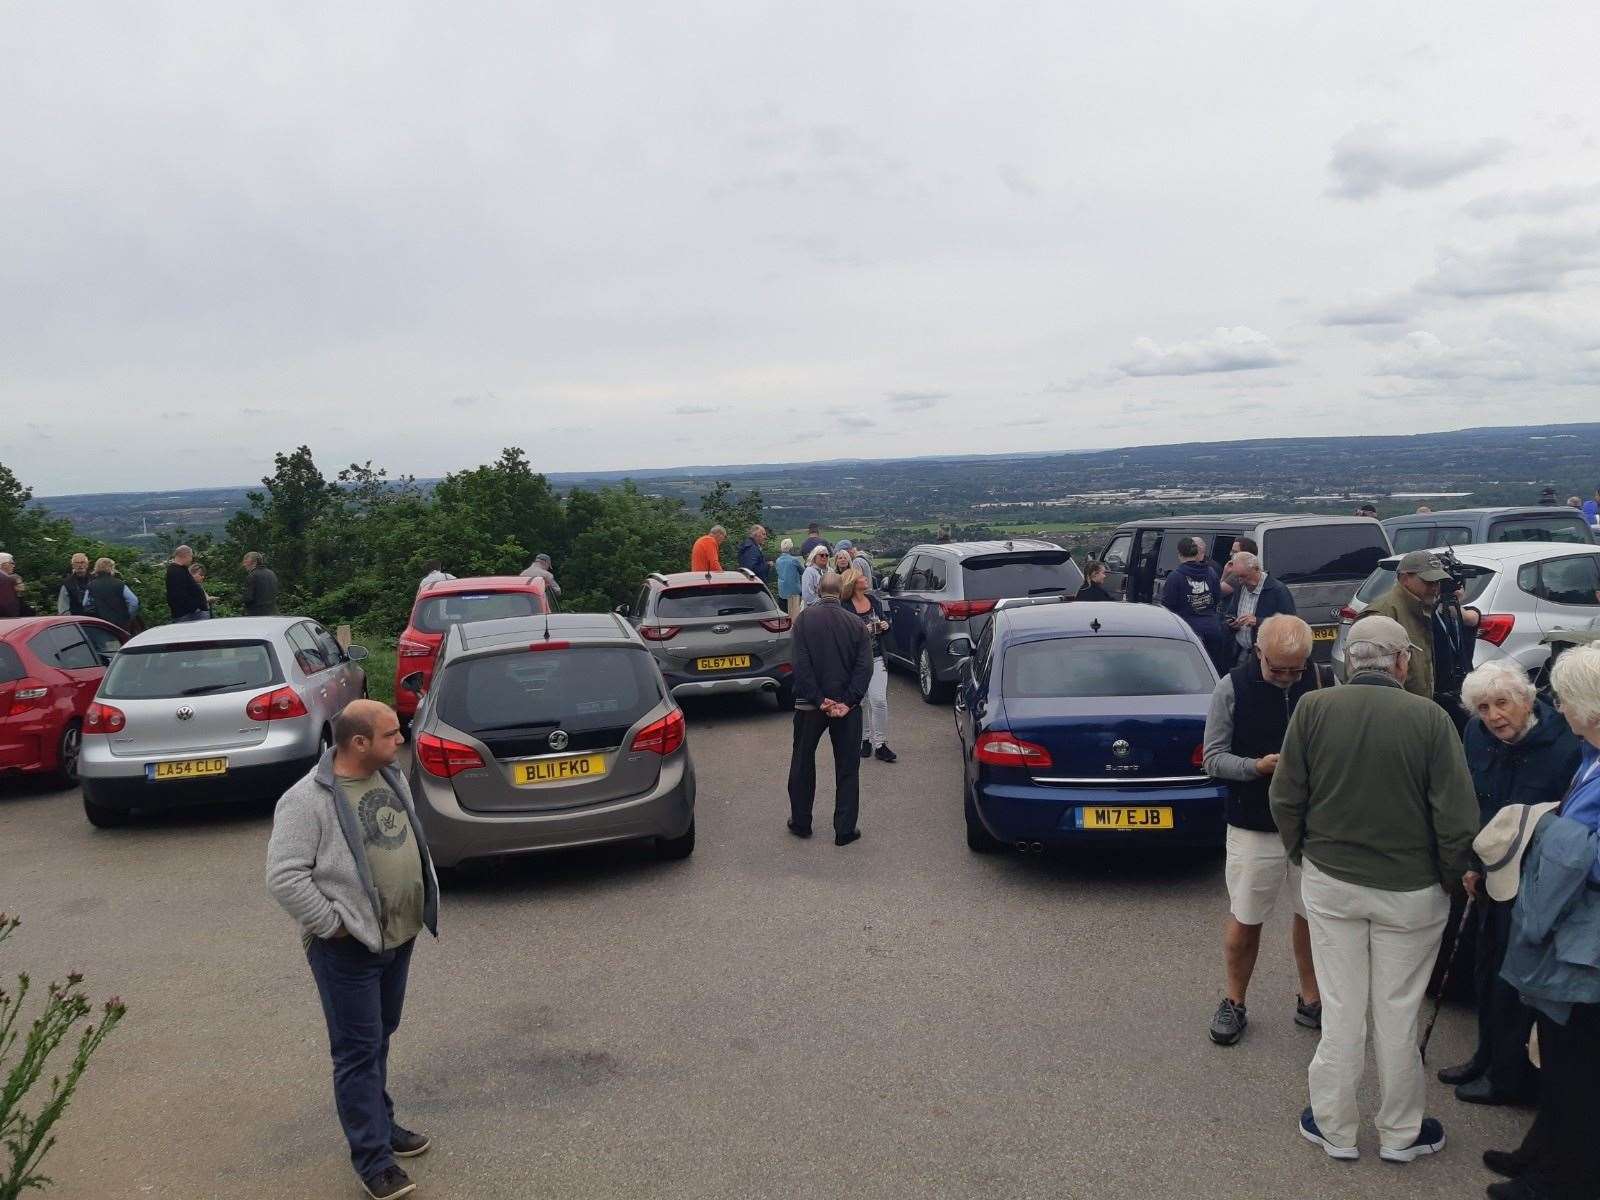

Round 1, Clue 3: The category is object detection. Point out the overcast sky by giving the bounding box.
[4,2,1599,494]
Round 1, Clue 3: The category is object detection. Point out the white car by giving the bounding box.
[1330,542,1600,682]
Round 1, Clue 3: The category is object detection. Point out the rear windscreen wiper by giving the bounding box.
[180,682,247,695]
[469,722,557,734]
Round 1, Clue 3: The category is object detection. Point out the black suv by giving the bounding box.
[1091,514,1391,660]
[880,540,1084,703]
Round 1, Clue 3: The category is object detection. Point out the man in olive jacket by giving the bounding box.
[1350,550,1449,699]
[1270,614,1477,1164]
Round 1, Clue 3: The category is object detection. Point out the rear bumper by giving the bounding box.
[973,779,1228,848]
[668,674,785,698]
[80,754,318,812]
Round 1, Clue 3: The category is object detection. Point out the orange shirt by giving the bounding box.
[690,535,722,573]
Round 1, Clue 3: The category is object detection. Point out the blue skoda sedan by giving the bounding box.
[955,601,1228,854]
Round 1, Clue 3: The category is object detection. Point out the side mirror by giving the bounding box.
[345,644,370,662]
[399,671,425,695]
[954,655,973,682]
[614,603,631,618]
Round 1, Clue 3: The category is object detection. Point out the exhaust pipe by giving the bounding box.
[1013,840,1046,854]
[1014,840,1030,853]
[1030,841,1044,853]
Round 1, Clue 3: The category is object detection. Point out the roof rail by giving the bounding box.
[647,572,670,584]
[737,568,761,582]
[993,594,1072,612]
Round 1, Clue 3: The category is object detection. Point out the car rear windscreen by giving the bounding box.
[1263,526,1389,585]
[655,585,776,619]
[1490,516,1591,544]
[1002,636,1214,698]
[99,641,279,700]
[436,647,663,736]
[414,591,546,633]
[961,553,1084,602]
[1354,564,1495,605]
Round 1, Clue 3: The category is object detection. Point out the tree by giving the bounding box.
[699,480,763,541]
[221,446,338,605]
[560,484,697,612]
[431,448,565,575]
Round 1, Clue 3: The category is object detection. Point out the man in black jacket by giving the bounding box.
[166,545,210,622]
[241,551,280,616]
[1219,552,1296,669]
[1201,614,1322,1046]
[786,573,873,846]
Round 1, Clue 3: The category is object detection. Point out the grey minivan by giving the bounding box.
[1381,506,1594,554]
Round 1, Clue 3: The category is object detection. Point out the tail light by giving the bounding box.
[760,616,792,632]
[1337,606,1358,622]
[6,678,50,716]
[1476,613,1515,647]
[939,599,998,621]
[415,731,484,777]
[526,641,570,651]
[632,709,687,756]
[1191,743,1206,769]
[640,625,680,642]
[974,730,1053,769]
[245,686,310,722]
[397,637,435,659]
[84,701,126,733]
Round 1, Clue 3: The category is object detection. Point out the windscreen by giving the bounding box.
[961,553,1084,601]
[1490,516,1590,545]
[414,591,545,633]
[655,585,776,619]
[1264,525,1389,585]
[1002,636,1214,698]
[436,647,663,735]
[1354,564,1495,605]
[99,641,279,699]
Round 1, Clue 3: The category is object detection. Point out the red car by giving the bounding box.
[0,615,128,785]
[394,575,550,734]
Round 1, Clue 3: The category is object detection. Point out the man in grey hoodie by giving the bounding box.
[267,700,440,1200]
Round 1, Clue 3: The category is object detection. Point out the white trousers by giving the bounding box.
[1301,859,1449,1151]
[863,658,889,747]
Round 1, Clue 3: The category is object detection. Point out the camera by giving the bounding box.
[1433,548,1474,601]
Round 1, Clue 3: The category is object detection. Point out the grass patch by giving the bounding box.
[351,628,396,705]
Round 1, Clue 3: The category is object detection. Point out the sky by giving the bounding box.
[4,2,1600,494]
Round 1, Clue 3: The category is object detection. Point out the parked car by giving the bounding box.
[955,600,1227,854]
[395,575,549,735]
[1329,542,1600,682]
[78,617,368,827]
[1382,506,1594,553]
[0,615,127,785]
[402,612,696,868]
[880,540,1085,704]
[620,570,793,709]
[1090,514,1391,661]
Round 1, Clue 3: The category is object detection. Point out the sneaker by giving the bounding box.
[1299,1107,1358,1160]
[874,744,897,763]
[1379,1117,1445,1163]
[1208,997,1247,1045]
[860,740,871,758]
[1295,995,1322,1029]
[363,1166,416,1200]
[391,1125,431,1158]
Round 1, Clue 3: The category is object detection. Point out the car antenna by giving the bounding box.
[543,613,551,641]
[1090,618,1101,633]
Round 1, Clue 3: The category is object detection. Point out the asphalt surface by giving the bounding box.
[3,673,1530,1199]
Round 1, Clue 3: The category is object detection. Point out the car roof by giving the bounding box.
[649,570,764,587]
[452,612,636,652]
[907,539,1065,558]
[0,614,124,641]
[1375,542,1600,567]
[417,574,545,597]
[119,616,307,648]
[1109,514,1380,531]
[1382,506,1588,523]
[996,600,1194,640]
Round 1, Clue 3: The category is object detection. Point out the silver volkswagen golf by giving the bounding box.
[79,616,368,826]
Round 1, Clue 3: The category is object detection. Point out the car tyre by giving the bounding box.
[83,793,130,829]
[964,785,1003,854]
[54,720,82,787]
[918,646,952,705]
[655,819,696,861]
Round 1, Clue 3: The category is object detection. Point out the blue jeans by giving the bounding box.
[305,935,415,1181]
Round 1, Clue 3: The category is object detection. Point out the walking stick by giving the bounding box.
[1420,894,1475,1062]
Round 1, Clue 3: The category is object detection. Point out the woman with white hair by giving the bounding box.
[1437,659,1579,1106]
[775,538,804,621]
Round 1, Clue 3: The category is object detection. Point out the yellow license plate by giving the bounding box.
[1313,626,1338,642]
[696,655,752,671]
[513,754,607,786]
[149,756,228,781]
[1074,806,1174,830]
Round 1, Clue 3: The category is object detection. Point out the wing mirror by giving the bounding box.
[614,603,631,617]
[399,671,426,695]
[345,644,370,662]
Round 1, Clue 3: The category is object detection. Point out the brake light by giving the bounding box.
[760,616,792,632]
[640,626,680,642]
[84,701,126,733]
[939,599,999,621]
[397,637,435,658]
[1338,606,1358,623]
[415,731,484,777]
[526,641,570,652]
[631,709,687,756]
[6,678,50,716]
[974,730,1053,769]
[1476,613,1515,647]
[1192,743,1205,768]
[245,686,310,722]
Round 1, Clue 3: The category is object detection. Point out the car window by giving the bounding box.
[0,643,25,684]
[1518,564,1538,595]
[961,553,1083,601]
[1389,526,1434,553]
[99,641,280,699]
[902,556,929,591]
[1436,526,1473,546]
[973,618,995,680]
[1002,636,1214,698]
[1210,535,1236,568]
[1263,524,1389,584]
[634,587,651,619]
[1535,555,1600,606]
[1100,534,1132,573]
[79,623,123,665]
[1490,516,1591,544]
[1154,534,1193,576]
[413,590,546,633]
[655,584,776,619]
[311,624,347,666]
[286,624,331,674]
[27,624,98,670]
[922,555,948,591]
[435,646,663,735]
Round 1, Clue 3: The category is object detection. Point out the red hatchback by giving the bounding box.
[0,616,128,785]
[394,576,549,734]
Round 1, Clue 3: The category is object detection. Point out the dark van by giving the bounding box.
[1381,506,1594,554]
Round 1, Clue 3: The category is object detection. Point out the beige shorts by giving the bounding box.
[1225,825,1305,925]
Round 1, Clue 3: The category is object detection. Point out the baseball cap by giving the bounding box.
[1345,614,1413,656]
[1473,801,1560,901]
[535,553,551,564]
[1396,550,1450,582]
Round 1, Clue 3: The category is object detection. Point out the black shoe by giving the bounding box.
[363,1166,416,1200]
[1455,1076,1520,1107]
[787,820,812,839]
[1295,995,1322,1029]
[1487,1180,1552,1199]
[1437,1057,1486,1086]
[860,739,872,758]
[835,829,861,846]
[1482,1149,1530,1179]
[874,744,897,762]
[1209,997,1247,1045]
[391,1125,431,1158]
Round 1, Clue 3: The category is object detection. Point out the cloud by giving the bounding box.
[1321,292,1414,326]
[1465,183,1600,219]
[1418,228,1600,298]
[1117,327,1293,377]
[1327,124,1509,199]
[1373,330,1536,382]
[998,164,1039,197]
[886,390,948,411]
[671,404,723,415]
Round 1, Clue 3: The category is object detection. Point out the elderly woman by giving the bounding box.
[840,568,895,763]
[775,538,804,621]
[1482,645,1600,1198]
[1437,660,1580,1106]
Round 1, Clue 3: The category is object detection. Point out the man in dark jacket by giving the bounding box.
[1161,537,1227,670]
[736,524,771,584]
[57,554,92,615]
[1219,552,1296,669]
[786,572,873,845]
[241,551,280,616]
[1202,614,1321,1046]
[166,545,210,622]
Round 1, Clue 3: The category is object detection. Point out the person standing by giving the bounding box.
[189,562,215,616]
[0,553,27,618]
[165,545,210,622]
[837,540,872,589]
[736,524,771,583]
[518,553,562,602]
[775,539,804,620]
[786,573,873,845]
[1270,614,1477,1163]
[1219,552,1296,669]
[691,525,727,573]
[417,560,454,592]
[1583,486,1600,527]
[799,522,828,560]
[1161,537,1227,671]
[85,558,139,635]
[1351,550,1448,699]
[241,551,280,617]
[1077,560,1113,602]
[842,568,895,763]
[266,700,440,1200]
[57,553,92,615]
[1203,615,1322,1046]
[800,545,830,607]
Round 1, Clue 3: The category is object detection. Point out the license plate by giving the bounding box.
[696,655,751,671]
[1313,626,1337,642]
[513,754,607,786]
[1074,806,1174,830]
[147,756,228,781]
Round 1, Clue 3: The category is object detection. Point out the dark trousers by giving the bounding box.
[1472,896,1537,1096]
[1513,1002,1600,1198]
[306,935,415,1181]
[787,706,863,837]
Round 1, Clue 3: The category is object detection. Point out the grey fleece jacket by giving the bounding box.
[266,750,440,953]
